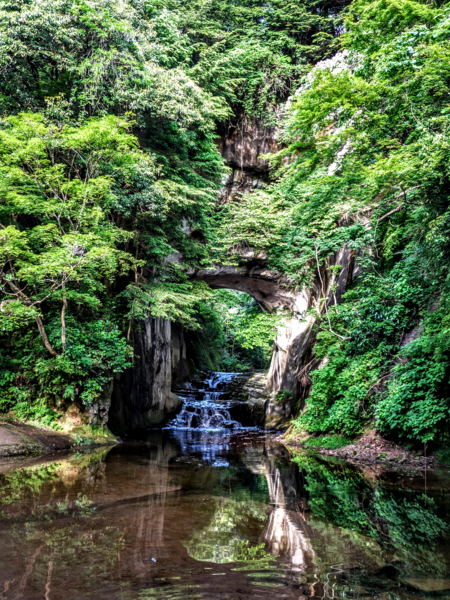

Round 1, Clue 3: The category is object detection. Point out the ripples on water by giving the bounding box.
[1,380,450,599]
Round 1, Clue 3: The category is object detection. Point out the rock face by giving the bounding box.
[86,377,114,427]
[190,253,295,312]
[170,322,192,385]
[226,372,269,426]
[0,420,116,458]
[226,372,268,401]
[192,246,357,429]
[216,117,281,203]
[265,245,357,428]
[108,317,182,433]
[198,117,358,429]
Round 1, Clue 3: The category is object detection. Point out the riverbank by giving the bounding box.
[0,418,117,458]
[283,429,446,469]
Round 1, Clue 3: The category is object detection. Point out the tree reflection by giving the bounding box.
[184,496,270,564]
[0,449,124,600]
[292,452,450,575]
[2,434,450,600]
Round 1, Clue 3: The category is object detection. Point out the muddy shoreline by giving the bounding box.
[0,419,117,459]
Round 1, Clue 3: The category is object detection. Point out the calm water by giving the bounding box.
[1,430,450,600]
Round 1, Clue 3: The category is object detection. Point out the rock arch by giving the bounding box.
[189,253,294,312]
[191,246,357,428]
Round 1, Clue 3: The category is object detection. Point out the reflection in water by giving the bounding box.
[261,458,315,568]
[184,497,269,563]
[171,429,233,466]
[1,431,450,599]
[292,452,450,578]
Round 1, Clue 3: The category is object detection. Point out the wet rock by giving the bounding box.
[402,578,450,593]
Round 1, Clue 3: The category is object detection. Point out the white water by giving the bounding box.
[167,371,243,431]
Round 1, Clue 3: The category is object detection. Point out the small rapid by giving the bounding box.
[167,371,244,431]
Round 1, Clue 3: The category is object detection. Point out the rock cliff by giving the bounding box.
[265,245,357,428]
[216,117,281,203]
[204,118,358,428]
[108,317,182,433]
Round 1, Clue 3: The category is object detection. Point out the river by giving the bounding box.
[1,372,450,599]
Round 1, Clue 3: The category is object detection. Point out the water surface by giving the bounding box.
[1,430,450,600]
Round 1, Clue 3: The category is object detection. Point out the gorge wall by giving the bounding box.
[216,118,280,204]
[194,118,359,429]
[107,317,182,433]
[104,117,357,432]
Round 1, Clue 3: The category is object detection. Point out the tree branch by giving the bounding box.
[377,203,405,223]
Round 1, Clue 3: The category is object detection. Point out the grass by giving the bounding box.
[305,434,353,450]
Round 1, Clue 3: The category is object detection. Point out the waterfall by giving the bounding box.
[167,371,243,431]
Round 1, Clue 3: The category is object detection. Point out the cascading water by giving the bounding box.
[167,371,243,430]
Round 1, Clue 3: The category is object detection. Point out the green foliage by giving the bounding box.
[0,0,351,420]
[184,496,271,564]
[0,0,227,125]
[436,447,450,465]
[186,290,279,372]
[146,0,346,119]
[0,109,220,413]
[2,0,450,447]
[9,402,61,428]
[185,299,227,371]
[376,293,450,443]
[274,390,293,404]
[123,281,212,330]
[0,114,153,411]
[0,0,232,414]
[212,0,450,445]
[291,452,450,573]
[0,463,59,506]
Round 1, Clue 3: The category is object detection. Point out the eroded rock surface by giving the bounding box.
[190,253,294,312]
[190,114,360,428]
[265,245,357,427]
[192,245,358,429]
[104,116,357,432]
[109,317,182,433]
[0,421,75,457]
[217,117,281,203]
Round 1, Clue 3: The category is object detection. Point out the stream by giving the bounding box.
[1,372,450,599]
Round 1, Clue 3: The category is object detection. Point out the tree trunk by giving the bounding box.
[35,315,58,357]
[61,295,67,352]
